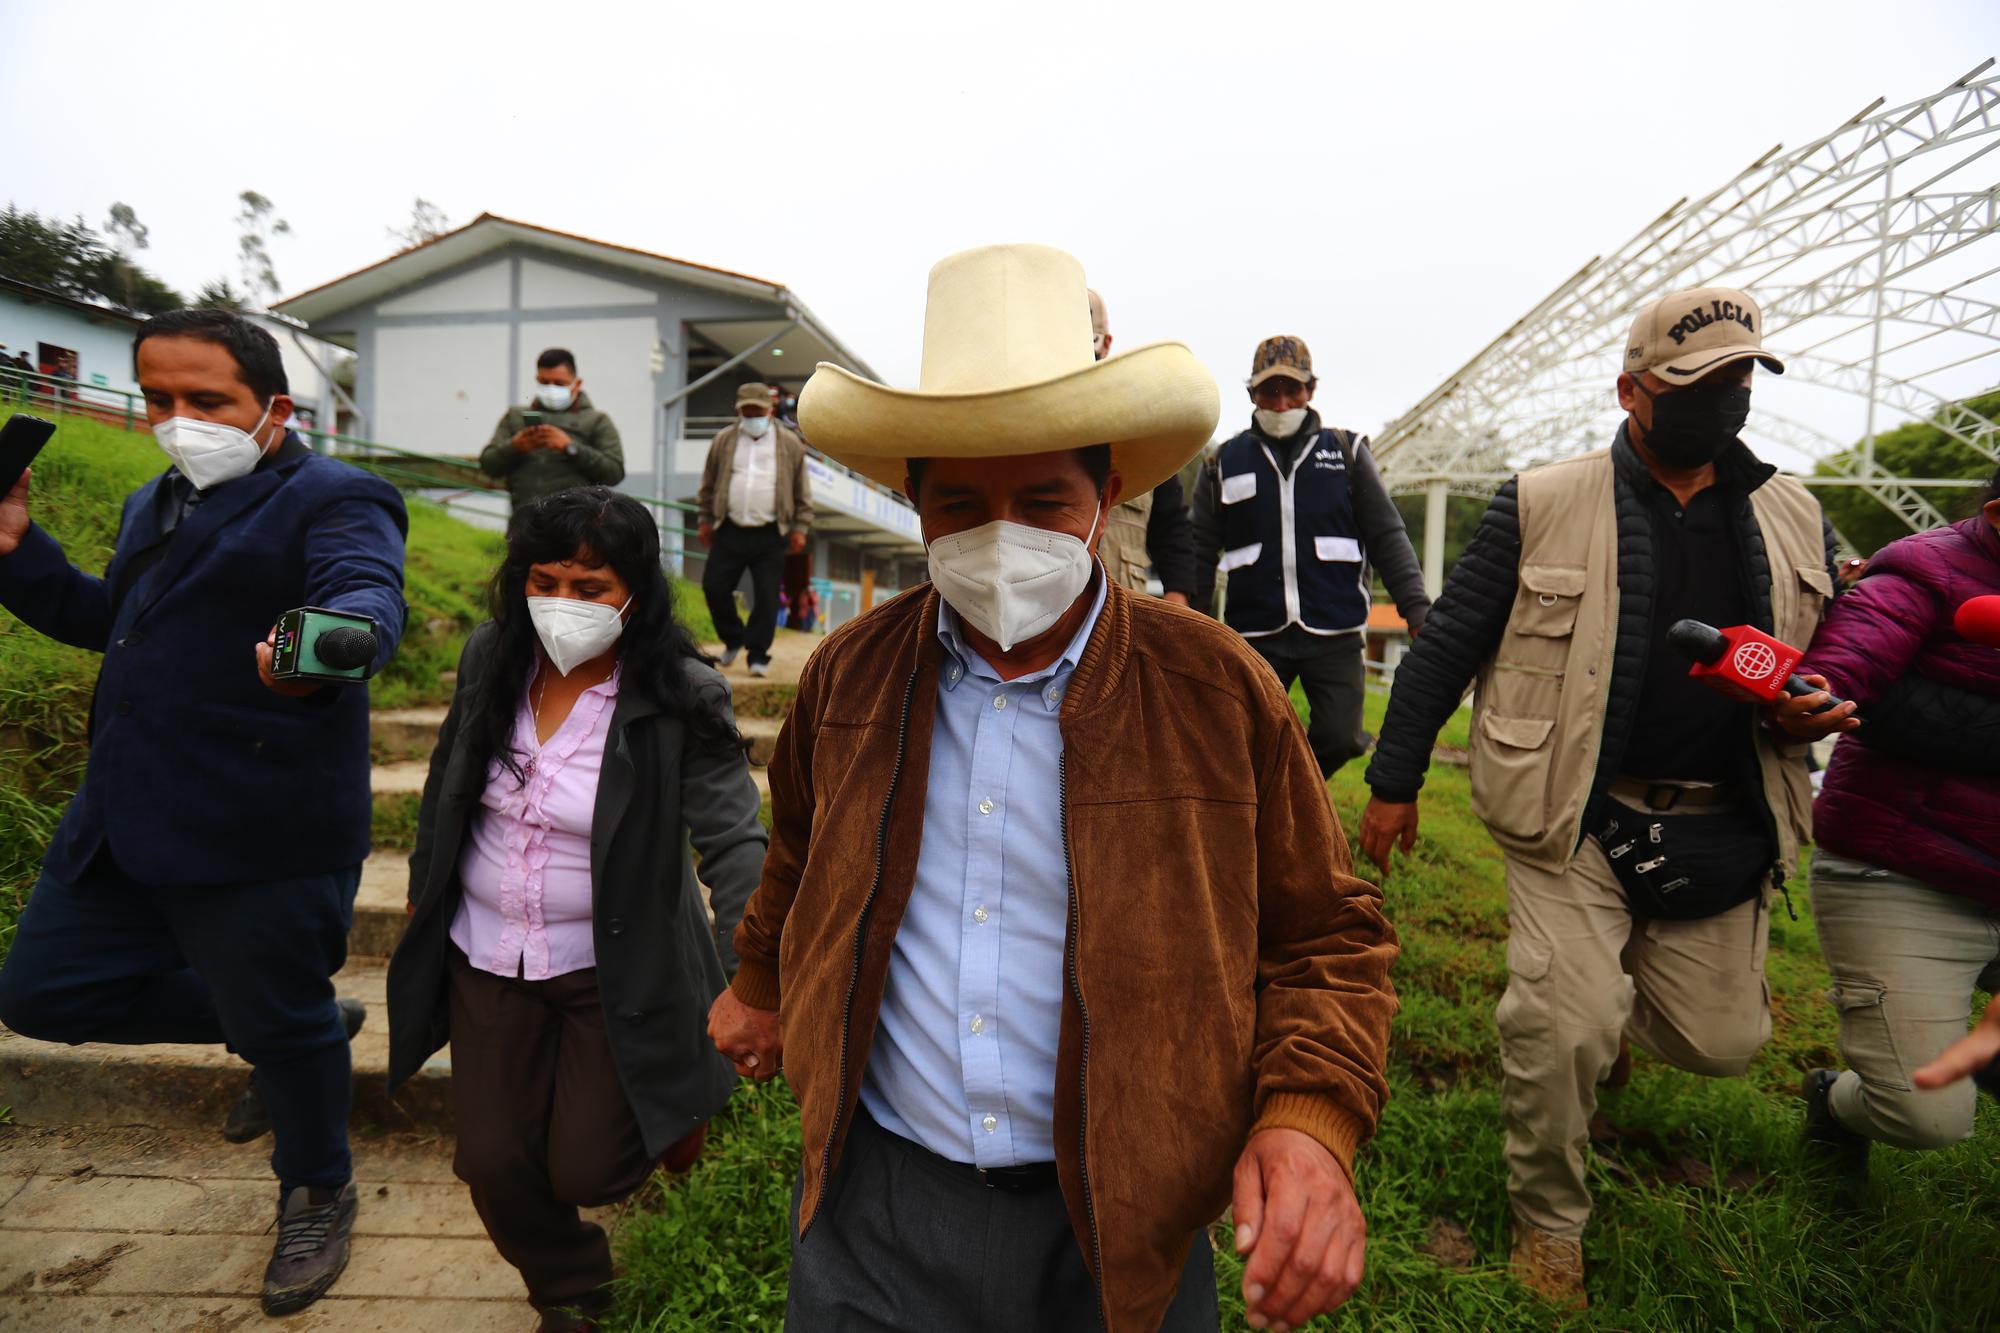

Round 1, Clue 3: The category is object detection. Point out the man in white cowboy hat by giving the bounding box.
[1357,285,1853,1306]
[1086,287,1198,604]
[707,244,1399,1332]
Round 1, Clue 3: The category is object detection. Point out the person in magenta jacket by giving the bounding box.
[1784,466,2000,1171]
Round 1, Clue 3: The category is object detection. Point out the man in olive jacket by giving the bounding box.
[478,347,625,508]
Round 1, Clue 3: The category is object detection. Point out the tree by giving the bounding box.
[236,190,292,301]
[0,204,183,314]
[1808,390,1999,556]
[195,278,250,312]
[104,202,149,253]
[389,198,451,250]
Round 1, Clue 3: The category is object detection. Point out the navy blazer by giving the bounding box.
[0,434,409,887]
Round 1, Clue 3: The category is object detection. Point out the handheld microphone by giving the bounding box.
[1954,594,2000,649]
[1666,619,1844,710]
[271,607,379,684]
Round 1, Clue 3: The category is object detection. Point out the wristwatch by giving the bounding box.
[564,441,579,457]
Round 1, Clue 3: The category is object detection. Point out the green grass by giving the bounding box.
[606,686,1999,1332]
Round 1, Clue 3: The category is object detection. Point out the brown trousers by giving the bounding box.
[447,951,652,1313]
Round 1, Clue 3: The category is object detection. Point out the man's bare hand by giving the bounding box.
[1163,591,1190,607]
[511,427,542,453]
[255,627,321,697]
[707,987,782,1079]
[0,470,29,557]
[1769,673,1861,741]
[542,426,572,451]
[787,530,807,556]
[1358,797,1418,875]
[699,521,715,549]
[1233,1128,1366,1330]
[1914,996,2000,1090]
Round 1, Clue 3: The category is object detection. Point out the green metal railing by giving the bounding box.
[0,367,705,544]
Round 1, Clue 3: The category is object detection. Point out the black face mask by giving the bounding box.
[1635,378,1751,468]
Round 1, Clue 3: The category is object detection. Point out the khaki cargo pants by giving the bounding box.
[1498,831,1773,1239]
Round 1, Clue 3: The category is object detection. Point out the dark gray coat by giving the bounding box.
[385,623,766,1157]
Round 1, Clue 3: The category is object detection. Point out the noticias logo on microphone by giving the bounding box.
[1732,641,1779,681]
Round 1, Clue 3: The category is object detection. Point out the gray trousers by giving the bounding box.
[787,1110,1218,1332]
[1811,852,2000,1150]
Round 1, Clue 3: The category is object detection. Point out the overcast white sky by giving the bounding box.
[4,1,1997,440]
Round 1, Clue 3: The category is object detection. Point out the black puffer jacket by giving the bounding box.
[1366,427,1838,815]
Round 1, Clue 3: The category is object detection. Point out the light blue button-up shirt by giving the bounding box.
[859,574,1108,1167]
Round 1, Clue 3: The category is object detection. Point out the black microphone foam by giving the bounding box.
[1666,618,1727,666]
[315,626,378,671]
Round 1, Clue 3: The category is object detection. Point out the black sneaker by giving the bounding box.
[224,998,367,1144]
[261,1178,358,1315]
[1801,1068,1870,1177]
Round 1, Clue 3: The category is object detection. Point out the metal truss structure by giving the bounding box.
[1375,59,2000,568]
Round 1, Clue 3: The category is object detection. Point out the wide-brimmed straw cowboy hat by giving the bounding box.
[798,244,1219,496]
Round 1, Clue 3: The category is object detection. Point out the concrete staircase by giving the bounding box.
[0,638,807,1328]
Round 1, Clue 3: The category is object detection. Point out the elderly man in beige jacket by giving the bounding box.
[697,382,814,676]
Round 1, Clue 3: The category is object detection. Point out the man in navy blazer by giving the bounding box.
[0,311,407,1316]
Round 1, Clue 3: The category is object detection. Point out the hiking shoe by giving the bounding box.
[1801,1068,1870,1176]
[1510,1220,1587,1309]
[261,1179,358,1315]
[224,998,367,1144]
[719,645,741,667]
[748,660,771,678]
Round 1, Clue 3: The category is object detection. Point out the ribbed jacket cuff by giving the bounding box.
[730,957,782,1010]
[1253,1093,1372,1183]
[1368,782,1421,805]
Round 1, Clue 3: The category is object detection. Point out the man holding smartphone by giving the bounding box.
[0,310,408,1316]
[478,347,625,509]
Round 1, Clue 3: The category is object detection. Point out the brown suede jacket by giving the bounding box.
[731,579,1399,1330]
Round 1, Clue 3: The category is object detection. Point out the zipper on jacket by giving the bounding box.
[811,663,921,1227]
[1060,752,1108,1330]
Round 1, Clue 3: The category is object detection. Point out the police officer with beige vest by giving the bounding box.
[1357,287,1856,1307]
[1088,288,1197,602]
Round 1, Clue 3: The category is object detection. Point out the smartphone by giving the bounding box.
[0,414,56,495]
[522,410,545,427]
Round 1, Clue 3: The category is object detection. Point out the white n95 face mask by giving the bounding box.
[1253,406,1308,439]
[927,509,1102,652]
[536,383,576,411]
[527,595,630,675]
[738,414,772,439]
[153,401,273,491]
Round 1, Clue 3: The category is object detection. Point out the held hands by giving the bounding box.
[1769,673,1861,741]
[255,626,322,698]
[1913,995,2000,1090]
[707,987,783,1080]
[0,470,29,557]
[1232,1128,1367,1329]
[1357,797,1419,875]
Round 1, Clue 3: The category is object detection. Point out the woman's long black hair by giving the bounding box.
[459,486,741,784]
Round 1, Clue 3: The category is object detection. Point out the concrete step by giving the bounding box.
[370,705,447,762]
[740,714,783,766]
[351,849,409,960]
[0,1124,620,1327]
[0,958,452,1137]
[371,761,429,797]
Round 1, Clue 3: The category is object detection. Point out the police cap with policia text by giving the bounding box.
[1624,286,1786,385]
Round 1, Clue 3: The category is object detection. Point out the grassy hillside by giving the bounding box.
[608,688,1998,1332]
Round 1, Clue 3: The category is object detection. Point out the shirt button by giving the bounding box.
[1047,688,1062,706]
[978,798,994,815]
[969,1014,985,1035]
[982,1114,998,1133]
[993,695,1008,710]
[973,905,989,924]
